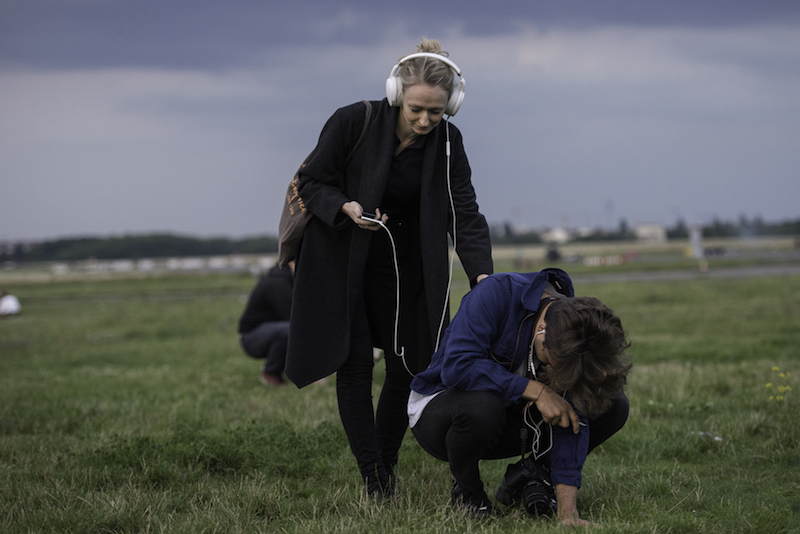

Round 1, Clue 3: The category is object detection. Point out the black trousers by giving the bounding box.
[335,217,433,484]
[410,389,630,493]
[336,304,412,482]
[239,321,289,376]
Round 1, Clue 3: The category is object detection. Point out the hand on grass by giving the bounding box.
[555,484,593,527]
[559,516,594,527]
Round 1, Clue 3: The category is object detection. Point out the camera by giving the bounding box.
[495,457,558,517]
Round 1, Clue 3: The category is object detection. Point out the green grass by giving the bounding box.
[1,265,799,533]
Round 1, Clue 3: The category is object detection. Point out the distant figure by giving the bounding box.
[237,262,294,386]
[0,290,21,316]
[546,243,562,262]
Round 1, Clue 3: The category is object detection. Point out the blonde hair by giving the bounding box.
[395,38,455,94]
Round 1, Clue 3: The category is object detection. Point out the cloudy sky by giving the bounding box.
[2,0,799,242]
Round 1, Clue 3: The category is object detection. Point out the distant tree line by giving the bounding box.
[701,216,800,239]
[489,222,544,246]
[661,216,800,240]
[2,216,798,263]
[1,234,278,262]
[490,216,800,246]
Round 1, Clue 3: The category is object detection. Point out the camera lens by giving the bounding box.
[522,481,557,517]
[497,458,558,517]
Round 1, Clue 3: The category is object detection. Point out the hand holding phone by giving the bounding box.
[360,212,382,223]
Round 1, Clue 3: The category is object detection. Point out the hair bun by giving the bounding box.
[416,38,447,57]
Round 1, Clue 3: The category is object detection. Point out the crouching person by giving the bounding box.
[407,269,632,525]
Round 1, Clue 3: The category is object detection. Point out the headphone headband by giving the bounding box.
[386,52,466,115]
[396,52,462,75]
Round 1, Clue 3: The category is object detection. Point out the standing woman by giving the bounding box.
[285,38,493,498]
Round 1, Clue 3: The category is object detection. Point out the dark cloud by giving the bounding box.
[2,0,799,70]
[1,1,799,240]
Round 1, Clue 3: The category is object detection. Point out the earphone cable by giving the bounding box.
[370,219,412,376]
[435,119,456,352]
[368,119,455,375]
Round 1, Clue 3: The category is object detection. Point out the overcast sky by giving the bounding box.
[2,0,799,242]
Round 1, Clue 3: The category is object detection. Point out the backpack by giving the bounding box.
[276,100,372,268]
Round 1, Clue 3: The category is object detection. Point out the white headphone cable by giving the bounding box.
[524,341,553,461]
[364,119,455,373]
[368,219,412,376]
[434,118,456,352]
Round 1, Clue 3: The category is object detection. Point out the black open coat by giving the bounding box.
[285,99,493,387]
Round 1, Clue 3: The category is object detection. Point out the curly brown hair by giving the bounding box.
[542,297,632,418]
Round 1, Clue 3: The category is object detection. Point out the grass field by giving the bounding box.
[1,246,798,533]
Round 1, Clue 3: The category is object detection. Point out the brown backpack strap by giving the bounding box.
[344,100,372,164]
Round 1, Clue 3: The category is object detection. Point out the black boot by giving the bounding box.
[451,482,494,518]
[363,463,395,501]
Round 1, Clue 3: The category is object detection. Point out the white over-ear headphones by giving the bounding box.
[385,52,466,116]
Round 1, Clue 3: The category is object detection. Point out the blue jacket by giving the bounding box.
[410,269,589,487]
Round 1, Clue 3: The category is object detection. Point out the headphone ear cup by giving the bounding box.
[446,76,465,116]
[386,67,402,107]
[446,89,463,116]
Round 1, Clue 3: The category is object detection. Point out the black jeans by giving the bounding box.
[336,296,416,484]
[410,389,630,493]
[239,321,289,376]
[336,214,434,485]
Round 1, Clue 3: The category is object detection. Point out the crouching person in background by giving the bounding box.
[408,268,632,525]
[238,262,294,386]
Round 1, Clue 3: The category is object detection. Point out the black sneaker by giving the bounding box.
[364,464,395,501]
[451,483,495,518]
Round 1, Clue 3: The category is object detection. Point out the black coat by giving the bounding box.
[285,99,493,387]
[237,265,293,334]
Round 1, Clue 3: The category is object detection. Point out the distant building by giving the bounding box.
[542,227,571,244]
[634,224,667,243]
